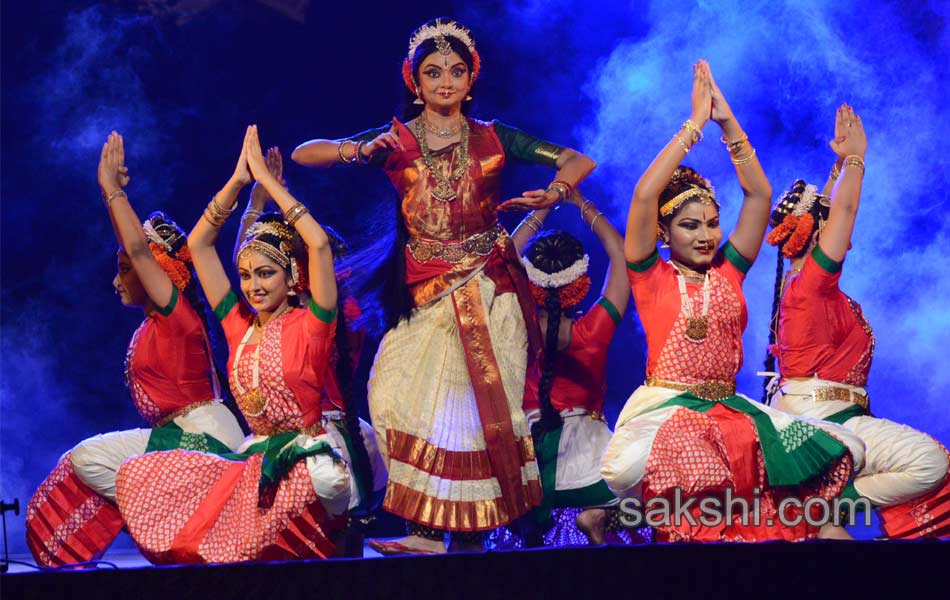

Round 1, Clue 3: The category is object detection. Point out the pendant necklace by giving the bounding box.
[672,262,711,342]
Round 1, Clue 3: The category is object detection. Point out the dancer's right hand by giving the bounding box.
[98,131,130,196]
[363,121,404,158]
[690,61,712,129]
[230,126,253,189]
[829,104,866,159]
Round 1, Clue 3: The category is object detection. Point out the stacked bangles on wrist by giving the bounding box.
[283,202,310,226]
[546,179,574,206]
[203,194,236,228]
[720,131,756,165]
[580,198,604,232]
[241,208,263,225]
[829,161,842,183]
[523,211,545,234]
[337,140,370,165]
[843,154,865,176]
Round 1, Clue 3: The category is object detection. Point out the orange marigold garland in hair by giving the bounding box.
[148,242,192,290]
[766,214,798,247]
[782,213,814,258]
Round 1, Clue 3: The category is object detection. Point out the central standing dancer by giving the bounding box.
[293,18,596,553]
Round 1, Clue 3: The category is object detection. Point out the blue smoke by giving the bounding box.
[462,0,949,446]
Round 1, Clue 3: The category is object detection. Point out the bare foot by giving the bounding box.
[817,523,853,540]
[368,534,446,555]
[576,508,607,545]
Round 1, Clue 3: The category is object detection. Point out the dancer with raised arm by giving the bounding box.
[766,105,949,539]
[293,18,596,553]
[26,132,244,566]
[506,191,642,546]
[113,126,351,563]
[601,62,863,542]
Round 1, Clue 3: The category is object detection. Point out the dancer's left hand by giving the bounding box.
[245,125,273,185]
[498,188,560,212]
[703,61,737,126]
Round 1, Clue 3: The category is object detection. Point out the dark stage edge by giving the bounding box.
[4,541,948,599]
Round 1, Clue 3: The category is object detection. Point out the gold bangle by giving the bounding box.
[337,140,357,164]
[829,162,842,183]
[731,147,757,165]
[203,209,226,228]
[720,132,749,152]
[843,155,865,175]
[284,203,310,226]
[673,133,690,154]
[682,119,703,143]
[103,188,127,208]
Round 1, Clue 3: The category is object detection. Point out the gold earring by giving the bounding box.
[464,95,472,101]
[414,88,424,105]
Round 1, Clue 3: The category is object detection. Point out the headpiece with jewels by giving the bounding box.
[237,219,307,292]
[401,19,481,93]
[766,180,829,258]
[143,213,192,290]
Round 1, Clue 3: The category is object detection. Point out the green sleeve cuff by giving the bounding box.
[308,298,338,323]
[722,242,751,274]
[812,244,843,274]
[597,297,622,325]
[626,249,659,273]
[493,121,564,168]
[214,290,238,321]
[155,286,179,317]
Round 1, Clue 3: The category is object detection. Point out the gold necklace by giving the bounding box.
[414,117,470,202]
[422,113,462,138]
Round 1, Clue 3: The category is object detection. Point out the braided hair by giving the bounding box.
[524,231,589,440]
[324,226,374,511]
[761,180,830,401]
[145,211,244,431]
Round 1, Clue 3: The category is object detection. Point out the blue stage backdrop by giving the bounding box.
[2,0,947,554]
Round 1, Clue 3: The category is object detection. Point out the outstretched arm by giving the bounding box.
[291,122,403,168]
[626,62,711,263]
[247,125,337,312]
[702,61,772,263]
[98,132,175,309]
[819,104,867,263]
[573,191,629,316]
[497,148,597,212]
[188,127,253,309]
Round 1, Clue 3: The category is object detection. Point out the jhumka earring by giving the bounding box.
[414,87,424,105]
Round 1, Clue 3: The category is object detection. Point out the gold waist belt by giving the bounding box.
[646,377,737,401]
[408,225,504,264]
[813,386,870,412]
[156,400,218,428]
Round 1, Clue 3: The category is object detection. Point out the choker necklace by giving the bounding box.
[422,113,462,138]
[671,262,711,342]
[414,117,470,202]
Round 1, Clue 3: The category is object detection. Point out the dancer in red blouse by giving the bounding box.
[25,132,244,567]
[507,191,637,546]
[766,105,949,538]
[113,126,351,563]
[601,62,864,542]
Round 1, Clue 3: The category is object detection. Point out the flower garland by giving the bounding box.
[529,275,591,310]
[148,242,191,290]
[521,254,589,289]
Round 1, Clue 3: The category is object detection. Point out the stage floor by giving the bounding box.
[5,538,949,599]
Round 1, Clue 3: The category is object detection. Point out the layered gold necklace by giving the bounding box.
[414,116,470,202]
